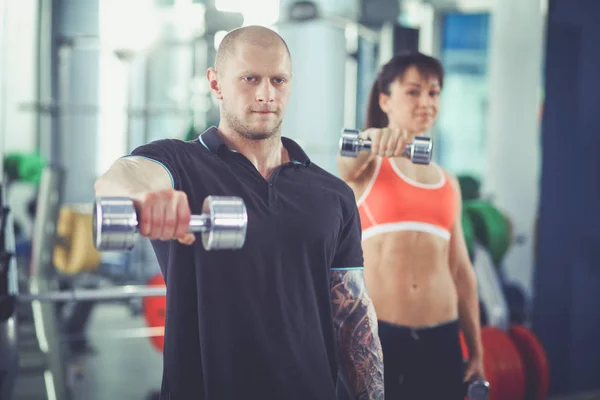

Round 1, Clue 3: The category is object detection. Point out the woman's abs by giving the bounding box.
[363,231,458,327]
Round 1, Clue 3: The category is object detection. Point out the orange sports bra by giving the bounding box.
[357,157,458,242]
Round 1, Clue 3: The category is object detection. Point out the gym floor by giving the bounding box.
[11,304,600,400]
[14,304,163,400]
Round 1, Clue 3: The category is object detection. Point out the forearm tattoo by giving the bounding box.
[330,270,384,400]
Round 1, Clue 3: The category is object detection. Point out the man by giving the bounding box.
[95,25,384,400]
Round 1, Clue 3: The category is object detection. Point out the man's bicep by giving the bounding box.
[95,157,172,197]
[331,201,364,269]
[95,140,181,198]
[330,197,368,325]
[128,139,183,189]
[330,268,376,331]
[123,156,175,189]
[330,268,369,321]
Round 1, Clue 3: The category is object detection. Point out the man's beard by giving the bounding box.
[223,104,283,141]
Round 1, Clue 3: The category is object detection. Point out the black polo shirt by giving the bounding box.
[129,127,364,400]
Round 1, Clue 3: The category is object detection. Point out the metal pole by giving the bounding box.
[28,165,70,400]
[16,285,166,302]
[192,36,209,132]
[19,325,165,347]
[56,40,72,167]
[124,56,134,154]
[0,4,20,399]
[142,53,151,144]
[344,22,359,129]
[0,0,7,174]
[36,0,55,164]
[34,0,43,152]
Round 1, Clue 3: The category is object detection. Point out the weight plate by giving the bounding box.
[481,326,526,400]
[480,327,501,400]
[142,273,166,352]
[54,206,102,275]
[508,325,550,400]
[464,201,511,266]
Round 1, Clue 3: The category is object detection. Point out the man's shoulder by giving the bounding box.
[141,137,199,149]
[131,137,205,157]
[306,162,356,203]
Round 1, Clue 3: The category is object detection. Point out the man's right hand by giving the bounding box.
[134,189,195,245]
[359,127,411,158]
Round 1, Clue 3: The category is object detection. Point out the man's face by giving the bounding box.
[212,42,292,140]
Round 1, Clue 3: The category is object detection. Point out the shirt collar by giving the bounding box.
[198,126,311,167]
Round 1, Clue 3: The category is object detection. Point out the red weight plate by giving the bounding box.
[142,273,166,352]
[509,325,550,400]
[480,327,501,400]
[481,326,526,400]
[499,330,526,400]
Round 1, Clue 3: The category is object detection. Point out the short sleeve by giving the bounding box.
[127,139,182,190]
[331,200,364,271]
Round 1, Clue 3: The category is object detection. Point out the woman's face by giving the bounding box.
[378,65,441,134]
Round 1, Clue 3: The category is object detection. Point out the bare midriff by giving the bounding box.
[362,231,458,327]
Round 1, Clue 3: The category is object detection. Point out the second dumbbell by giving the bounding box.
[464,377,490,400]
[339,128,432,165]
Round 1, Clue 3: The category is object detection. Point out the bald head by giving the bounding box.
[207,25,293,141]
[215,25,291,74]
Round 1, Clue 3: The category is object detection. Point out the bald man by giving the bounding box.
[95,26,384,400]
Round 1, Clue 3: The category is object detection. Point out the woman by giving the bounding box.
[337,52,485,399]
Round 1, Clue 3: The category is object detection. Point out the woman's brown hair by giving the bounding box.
[365,52,444,129]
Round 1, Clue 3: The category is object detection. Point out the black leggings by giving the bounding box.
[379,319,465,400]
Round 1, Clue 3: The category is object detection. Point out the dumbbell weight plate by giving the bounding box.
[406,136,433,165]
[467,378,491,400]
[93,197,139,251]
[200,196,248,251]
[339,129,365,157]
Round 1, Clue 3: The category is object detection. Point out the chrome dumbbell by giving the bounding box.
[339,128,433,165]
[465,377,490,400]
[92,196,248,251]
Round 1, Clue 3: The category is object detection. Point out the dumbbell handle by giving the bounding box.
[180,215,210,231]
[352,137,413,157]
[172,214,241,233]
[356,137,372,151]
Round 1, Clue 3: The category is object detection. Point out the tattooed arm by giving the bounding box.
[330,187,384,399]
[330,269,384,400]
